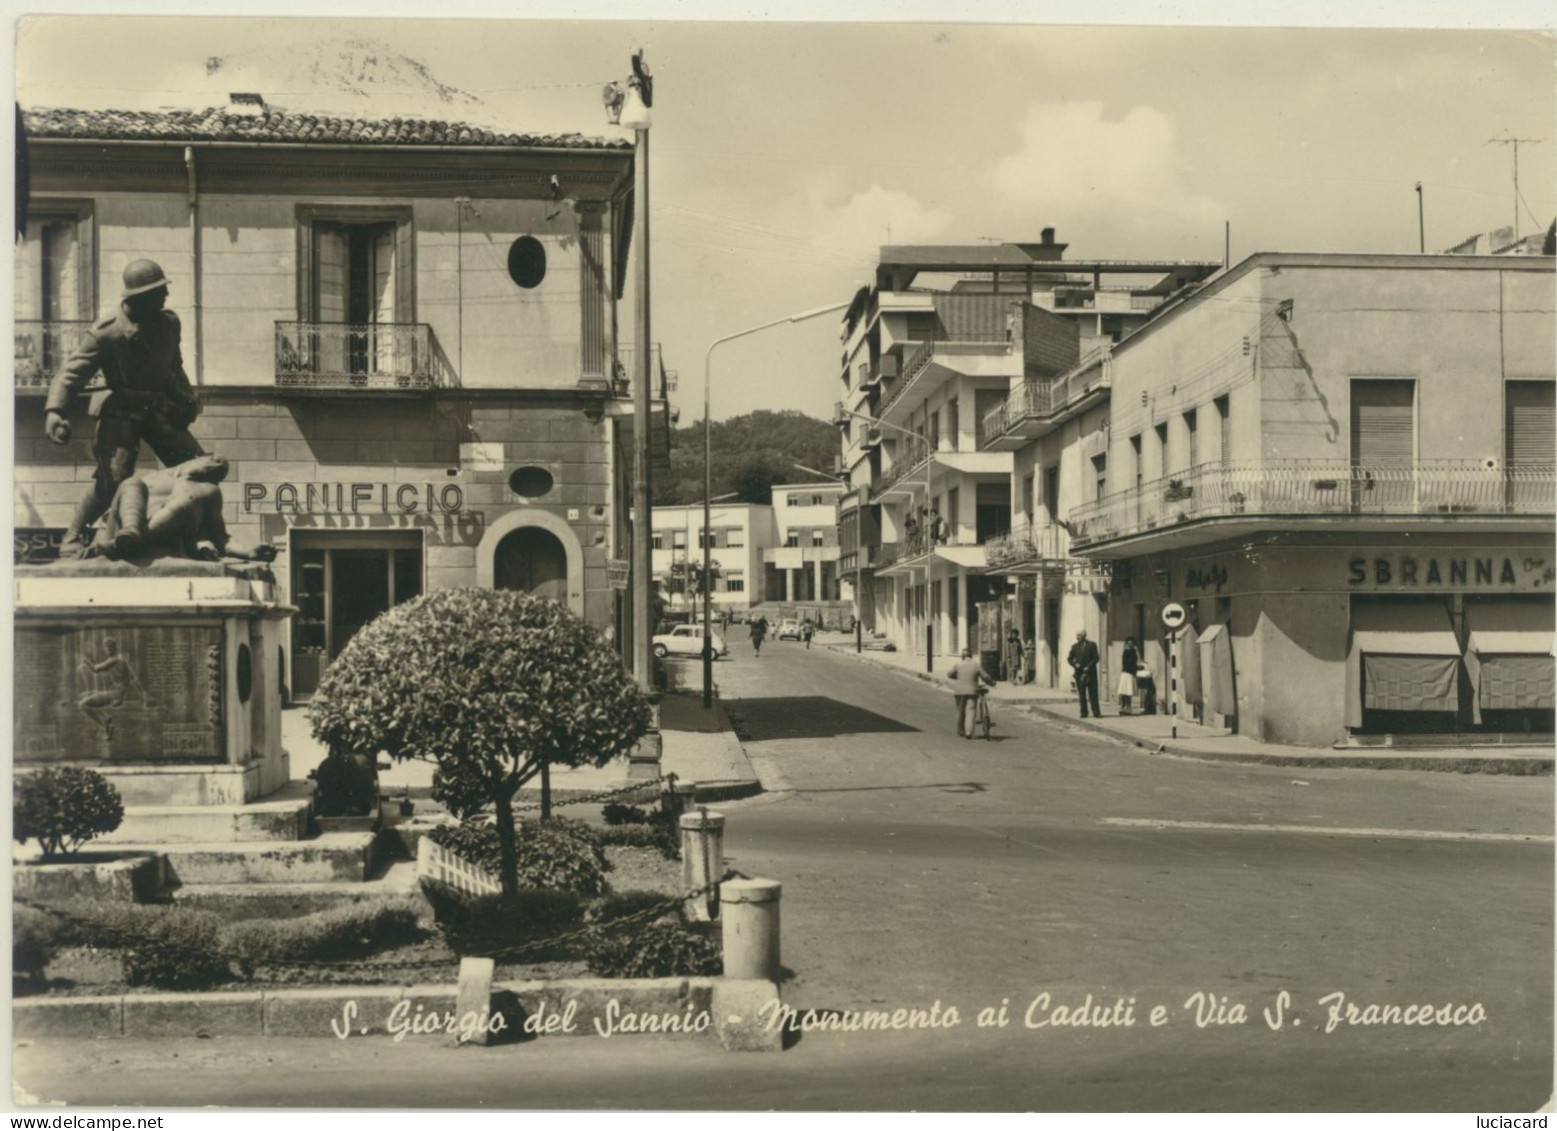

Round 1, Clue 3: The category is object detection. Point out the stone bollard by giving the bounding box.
[720,878,781,981]
[680,809,725,922]
[669,780,698,818]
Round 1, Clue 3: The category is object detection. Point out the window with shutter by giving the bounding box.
[1350,379,1416,510]
[1215,395,1231,463]
[1350,379,1415,464]
[1505,381,1555,466]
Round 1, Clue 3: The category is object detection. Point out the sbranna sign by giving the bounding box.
[243,482,465,515]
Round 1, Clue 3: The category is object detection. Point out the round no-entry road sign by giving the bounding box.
[1161,601,1187,630]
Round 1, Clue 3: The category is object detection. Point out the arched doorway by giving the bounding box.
[493,526,569,603]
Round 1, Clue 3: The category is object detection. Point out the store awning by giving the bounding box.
[1346,600,1460,728]
[1466,600,1556,718]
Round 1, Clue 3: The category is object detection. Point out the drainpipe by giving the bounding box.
[183,146,203,386]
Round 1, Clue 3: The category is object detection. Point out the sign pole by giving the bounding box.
[1169,627,1179,740]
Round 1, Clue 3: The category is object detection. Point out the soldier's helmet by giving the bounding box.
[121,259,171,298]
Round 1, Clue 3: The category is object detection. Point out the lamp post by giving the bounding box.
[702,301,850,707]
[606,53,655,690]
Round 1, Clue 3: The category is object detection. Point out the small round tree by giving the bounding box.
[308,588,651,911]
[14,766,125,858]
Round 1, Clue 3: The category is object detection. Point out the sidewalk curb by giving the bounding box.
[825,643,1553,776]
[14,976,781,1046]
[1011,702,1555,776]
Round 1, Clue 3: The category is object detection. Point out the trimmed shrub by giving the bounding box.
[12,905,57,986]
[584,922,722,979]
[117,910,230,991]
[418,878,582,958]
[220,897,423,965]
[584,888,676,926]
[597,823,680,860]
[429,818,609,898]
[13,767,124,857]
[308,588,650,909]
[602,802,650,826]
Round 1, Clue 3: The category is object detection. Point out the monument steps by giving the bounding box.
[110,831,377,886]
[164,859,426,920]
[98,781,315,845]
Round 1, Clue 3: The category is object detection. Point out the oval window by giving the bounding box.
[508,236,547,289]
[509,465,555,497]
[237,643,253,704]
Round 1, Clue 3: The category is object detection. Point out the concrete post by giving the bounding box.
[452,956,494,1047]
[669,780,698,818]
[679,808,725,922]
[720,878,782,981]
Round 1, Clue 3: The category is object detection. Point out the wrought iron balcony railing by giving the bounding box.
[275,322,435,390]
[15,319,92,393]
[874,436,932,494]
[982,524,1065,569]
[613,343,668,397]
[1067,459,1557,549]
[979,346,1112,448]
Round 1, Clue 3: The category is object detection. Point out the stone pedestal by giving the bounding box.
[14,560,293,808]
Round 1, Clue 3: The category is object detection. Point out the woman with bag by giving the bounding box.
[1117,636,1141,714]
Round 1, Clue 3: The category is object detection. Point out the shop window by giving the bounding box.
[290,535,423,700]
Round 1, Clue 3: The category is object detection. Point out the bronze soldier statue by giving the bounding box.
[45,259,204,557]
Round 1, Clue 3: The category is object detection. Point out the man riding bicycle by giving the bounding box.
[947,648,994,739]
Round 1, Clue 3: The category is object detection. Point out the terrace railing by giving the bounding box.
[15,319,92,392]
[276,321,435,391]
[1067,460,1557,549]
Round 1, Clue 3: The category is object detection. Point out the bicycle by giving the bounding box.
[970,686,993,740]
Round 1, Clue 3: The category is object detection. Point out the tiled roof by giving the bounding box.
[22,106,631,150]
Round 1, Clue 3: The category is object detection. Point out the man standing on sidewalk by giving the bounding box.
[1067,629,1102,719]
[947,649,993,739]
[44,259,203,557]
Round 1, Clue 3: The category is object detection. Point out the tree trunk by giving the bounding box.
[492,784,522,920]
[541,761,552,820]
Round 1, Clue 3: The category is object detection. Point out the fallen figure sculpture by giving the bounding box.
[89,454,277,563]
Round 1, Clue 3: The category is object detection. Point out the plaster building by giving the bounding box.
[766,481,846,604]
[1064,252,1555,747]
[14,99,671,699]
[836,232,1218,669]
[651,502,770,615]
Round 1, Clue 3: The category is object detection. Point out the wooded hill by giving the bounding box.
[653,410,841,506]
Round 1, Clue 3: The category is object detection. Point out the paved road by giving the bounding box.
[15,639,1553,1111]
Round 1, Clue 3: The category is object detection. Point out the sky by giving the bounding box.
[12,5,1557,425]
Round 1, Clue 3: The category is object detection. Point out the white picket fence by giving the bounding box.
[416,836,503,898]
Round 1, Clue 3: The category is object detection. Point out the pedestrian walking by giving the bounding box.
[947,649,993,739]
[45,259,204,557]
[1118,636,1140,714]
[750,614,768,657]
[1005,626,1023,682]
[802,619,814,649]
[1067,629,1102,719]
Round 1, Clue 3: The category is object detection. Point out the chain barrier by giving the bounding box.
[15,870,732,976]
[507,775,669,814]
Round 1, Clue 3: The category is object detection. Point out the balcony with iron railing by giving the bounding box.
[1067,459,1557,552]
[979,347,1112,450]
[613,343,671,398]
[275,322,438,391]
[15,319,92,393]
[873,436,932,496]
[982,523,1066,570]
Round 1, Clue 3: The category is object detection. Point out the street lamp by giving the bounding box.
[702,300,851,707]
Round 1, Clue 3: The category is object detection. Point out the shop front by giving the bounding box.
[1107,534,1555,746]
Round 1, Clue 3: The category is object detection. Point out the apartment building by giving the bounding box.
[651,502,769,614]
[14,99,671,698]
[766,481,845,604]
[837,232,1218,670]
[1064,252,1555,746]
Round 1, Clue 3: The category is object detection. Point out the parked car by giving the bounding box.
[775,619,804,641]
[652,624,728,659]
